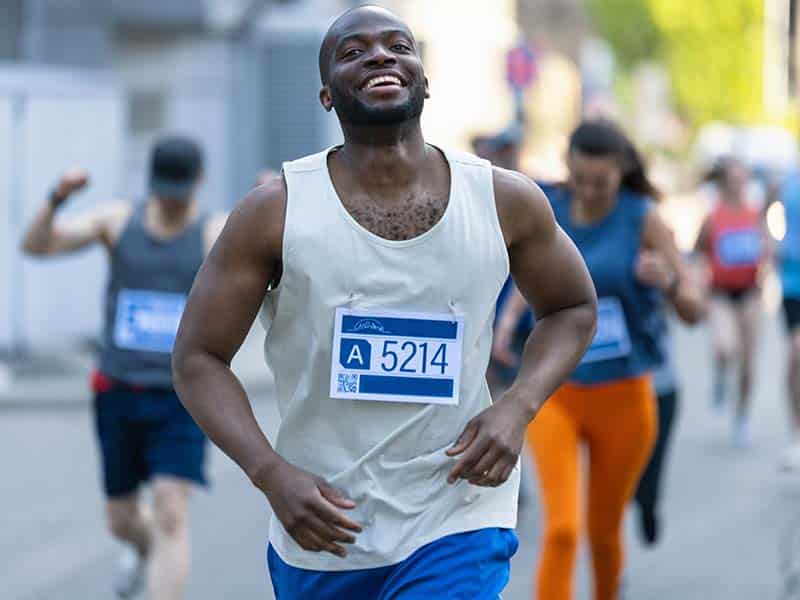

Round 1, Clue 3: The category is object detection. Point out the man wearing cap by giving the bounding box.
[22,135,226,599]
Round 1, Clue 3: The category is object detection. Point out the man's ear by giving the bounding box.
[424,77,430,99]
[320,86,333,112]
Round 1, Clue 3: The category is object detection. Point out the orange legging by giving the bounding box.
[527,374,657,600]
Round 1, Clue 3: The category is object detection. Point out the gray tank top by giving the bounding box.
[99,203,207,388]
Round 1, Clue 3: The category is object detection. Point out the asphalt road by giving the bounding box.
[3,311,798,599]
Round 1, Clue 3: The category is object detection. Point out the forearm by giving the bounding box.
[173,350,281,486]
[503,301,596,417]
[21,202,58,255]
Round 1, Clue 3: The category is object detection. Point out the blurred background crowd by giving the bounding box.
[0,0,796,357]
[4,1,800,599]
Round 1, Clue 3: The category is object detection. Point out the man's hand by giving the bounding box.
[445,397,531,487]
[52,169,90,208]
[255,458,363,558]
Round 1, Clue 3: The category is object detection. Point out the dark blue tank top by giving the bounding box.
[99,203,207,388]
[541,183,662,385]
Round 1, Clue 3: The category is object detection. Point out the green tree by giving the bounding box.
[584,0,661,69]
[584,0,766,126]
[647,0,764,125]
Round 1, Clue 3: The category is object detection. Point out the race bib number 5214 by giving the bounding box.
[330,308,464,405]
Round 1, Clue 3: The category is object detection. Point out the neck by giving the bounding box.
[337,120,428,189]
[152,197,195,227]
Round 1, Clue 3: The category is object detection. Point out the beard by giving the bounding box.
[330,78,426,127]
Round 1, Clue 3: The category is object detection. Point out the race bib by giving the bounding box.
[717,229,762,267]
[580,297,631,364]
[330,308,464,405]
[113,289,186,354]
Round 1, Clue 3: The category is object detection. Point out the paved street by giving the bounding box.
[3,311,797,599]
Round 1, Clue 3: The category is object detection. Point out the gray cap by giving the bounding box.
[149,135,203,199]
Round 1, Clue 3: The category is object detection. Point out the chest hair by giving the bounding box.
[342,194,448,241]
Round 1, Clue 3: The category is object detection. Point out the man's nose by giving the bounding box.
[365,44,397,67]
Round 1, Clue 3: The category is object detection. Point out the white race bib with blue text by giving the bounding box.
[330,308,464,405]
[580,297,631,364]
[113,289,186,354]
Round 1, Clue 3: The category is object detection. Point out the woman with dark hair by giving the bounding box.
[695,157,769,446]
[495,120,705,599]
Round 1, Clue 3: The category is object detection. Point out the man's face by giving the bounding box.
[320,10,429,127]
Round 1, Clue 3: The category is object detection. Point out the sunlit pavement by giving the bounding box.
[2,311,796,599]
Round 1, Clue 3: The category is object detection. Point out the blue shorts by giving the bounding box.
[93,387,208,497]
[267,528,518,599]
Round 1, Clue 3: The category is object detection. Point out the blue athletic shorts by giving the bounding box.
[93,387,208,497]
[267,527,519,599]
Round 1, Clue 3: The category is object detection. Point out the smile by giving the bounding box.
[361,75,405,90]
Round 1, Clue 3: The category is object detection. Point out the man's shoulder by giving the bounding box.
[244,174,288,217]
[282,148,335,175]
[492,167,556,243]
[491,167,545,206]
[441,147,489,169]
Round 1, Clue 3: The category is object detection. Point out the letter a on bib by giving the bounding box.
[340,338,372,370]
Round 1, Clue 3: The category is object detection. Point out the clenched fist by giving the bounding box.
[52,169,90,207]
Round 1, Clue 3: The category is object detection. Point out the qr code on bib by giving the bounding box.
[337,373,358,394]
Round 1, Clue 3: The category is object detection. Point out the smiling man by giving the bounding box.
[172,5,596,598]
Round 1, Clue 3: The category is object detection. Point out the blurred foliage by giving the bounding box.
[585,0,766,126]
[583,0,661,69]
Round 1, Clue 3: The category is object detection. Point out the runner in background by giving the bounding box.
[495,119,706,599]
[20,136,226,600]
[695,157,771,446]
[777,168,800,470]
[633,256,682,547]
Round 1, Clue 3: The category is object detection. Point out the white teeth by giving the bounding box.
[365,75,402,90]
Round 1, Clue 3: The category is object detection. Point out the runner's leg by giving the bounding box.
[734,292,761,439]
[634,389,679,545]
[789,328,800,434]
[527,387,582,600]
[107,493,152,556]
[585,376,656,600]
[147,477,192,600]
[710,296,736,410]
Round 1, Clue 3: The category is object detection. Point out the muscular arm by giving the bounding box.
[21,171,129,256]
[446,170,596,486]
[173,179,361,556]
[495,170,597,415]
[173,182,284,484]
[642,210,707,324]
[203,212,229,255]
[22,202,130,256]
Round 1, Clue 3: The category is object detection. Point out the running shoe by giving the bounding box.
[113,546,145,598]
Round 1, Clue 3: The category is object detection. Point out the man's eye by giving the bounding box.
[392,44,411,52]
[344,49,362,58]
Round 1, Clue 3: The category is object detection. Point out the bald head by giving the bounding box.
[318,5,414,85]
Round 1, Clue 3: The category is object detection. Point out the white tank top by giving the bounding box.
[261,146,519,571]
